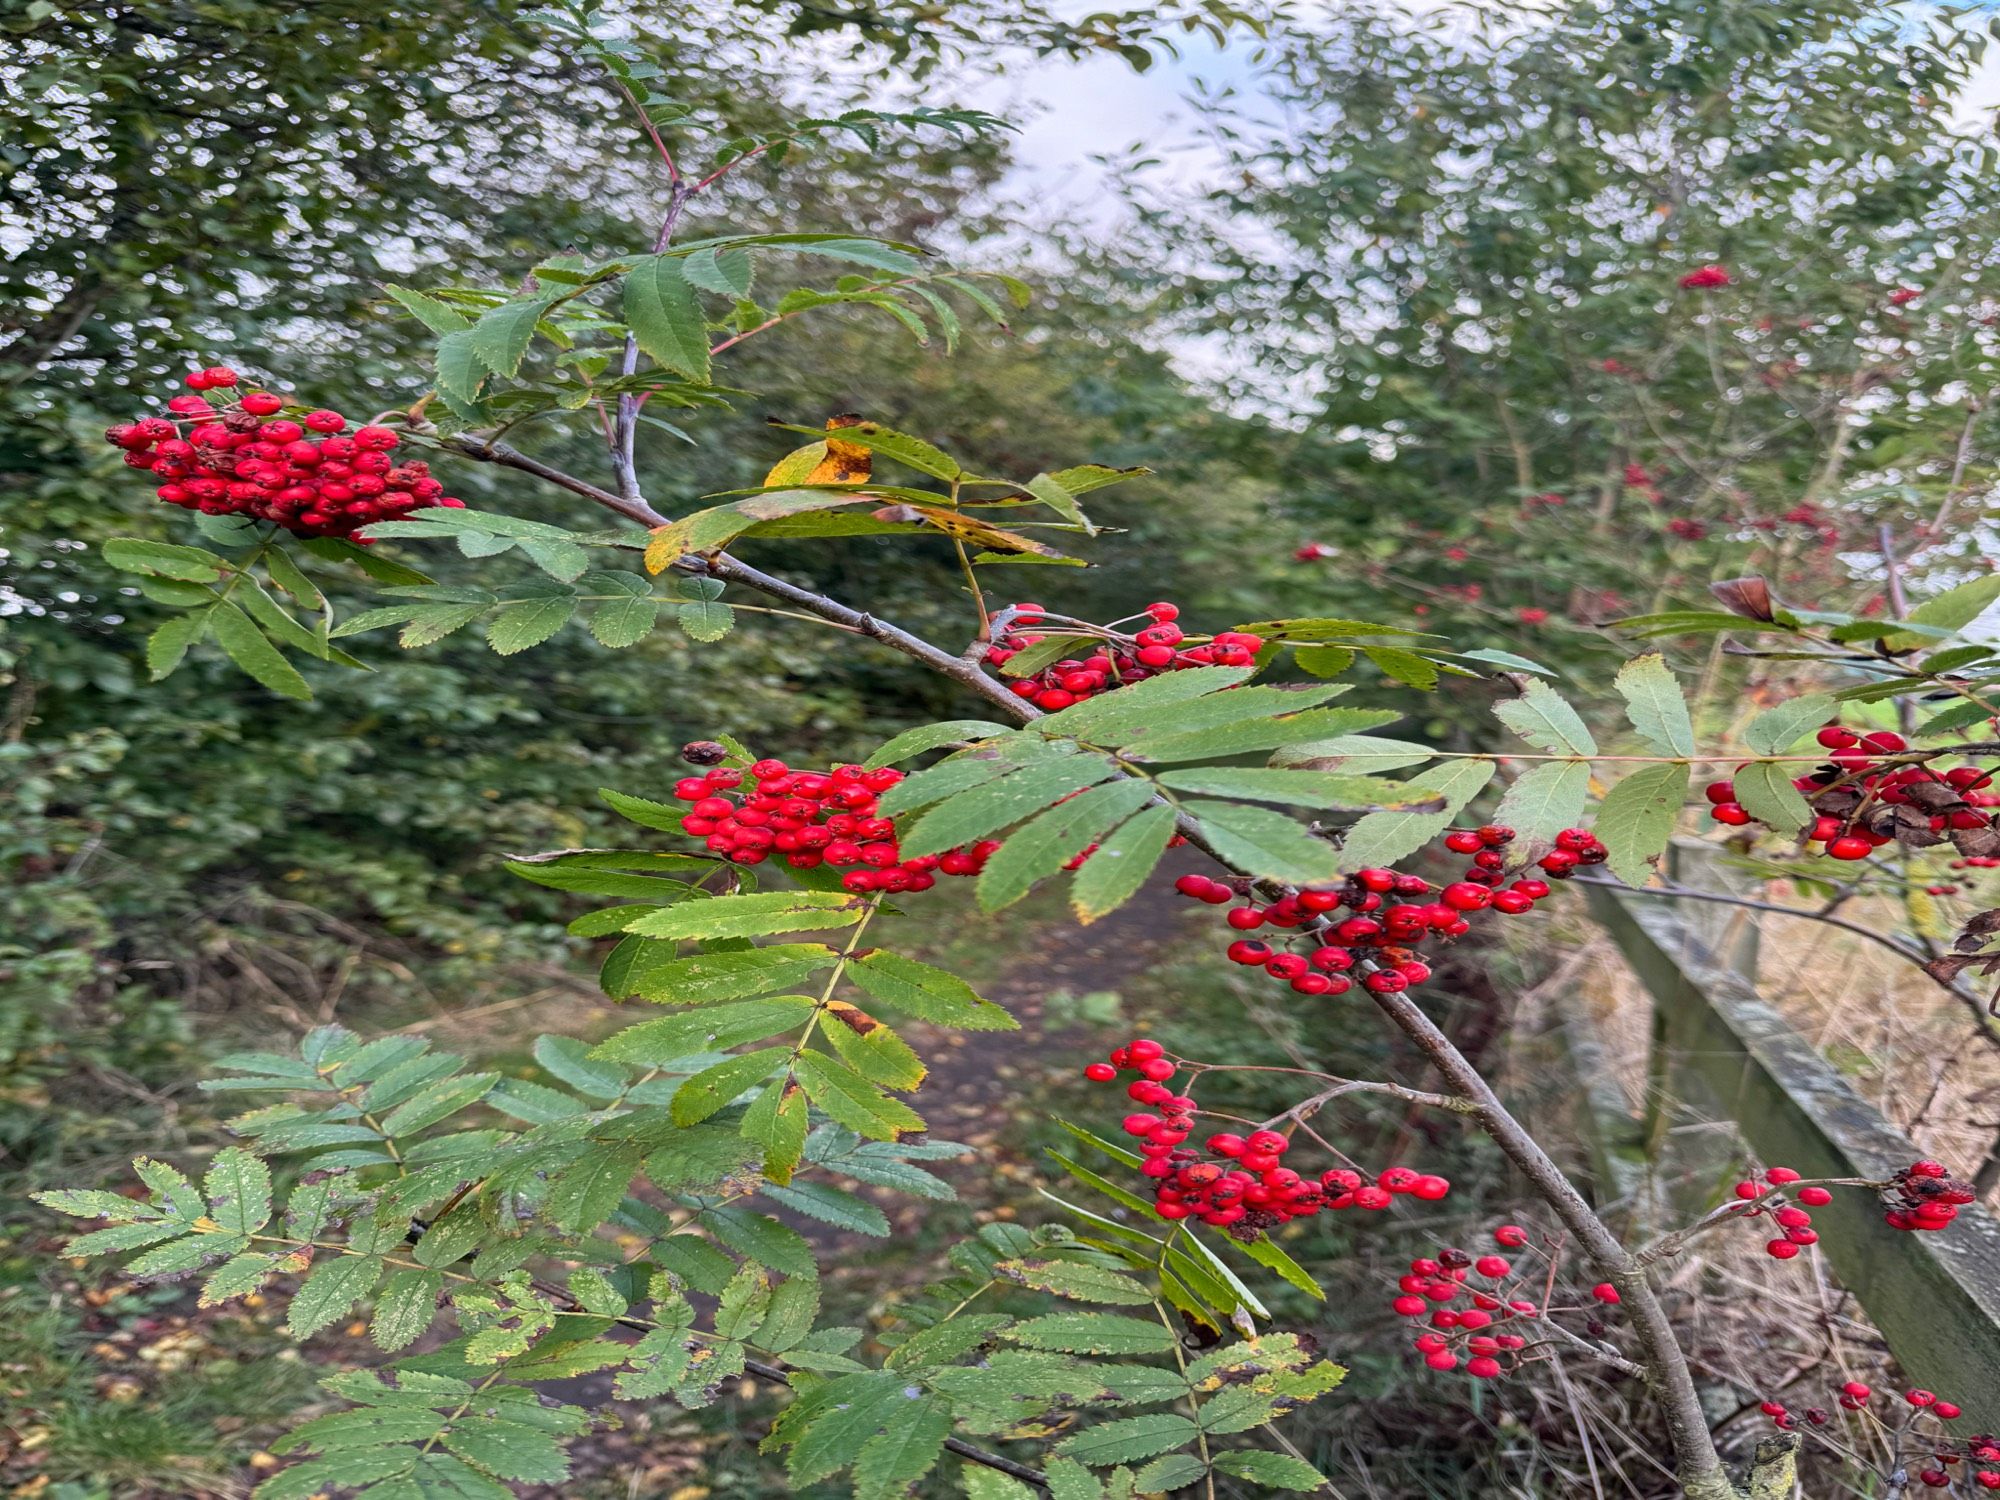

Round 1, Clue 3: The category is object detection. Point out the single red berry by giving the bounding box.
[1084,1062,1117,1082]
[1826,835,1872,860]
[1590,1283,1620,1305]
[1908,1389,1937,1407]
[1936,1402,1963,1420]
[1797,1186,1832,1206]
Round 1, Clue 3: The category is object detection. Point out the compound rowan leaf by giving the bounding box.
[288,1255,382,1339]
[211,602,311,700]
[976,778,1158,912]
[624,891,868,941]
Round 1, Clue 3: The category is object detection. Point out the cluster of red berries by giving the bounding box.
[1175,825,1606,1000]
[1704,725,1998,862]
[103,367,460,538]
[1883,1159,1978,1233]
[984,602,1267,713]
[1389,1225,1614,1380]
[1763,1387,1997,1489]
[668,755,993,893]
[1720,1160,1971,1260]
[1080,1039,1449,1241]
[1720,1166,1835,1259]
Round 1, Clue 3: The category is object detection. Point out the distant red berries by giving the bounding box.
[1678,265,1733,289]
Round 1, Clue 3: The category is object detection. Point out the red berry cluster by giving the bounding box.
[1390,1226,1568,1380]
[984,602,1267,713]
[1704,725,1998,862]
[669,755,993,893]
[1883,1159,1977,1233]
[1175,825,1606,1000]
[1720,1166,1832,1259]
[104,367,460,539]
[1720,1160,1969,1259]
[1079,1038,1449,1241]
[1763,1386,1995,1490]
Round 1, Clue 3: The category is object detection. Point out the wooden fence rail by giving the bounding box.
[1577,879,2000,1428]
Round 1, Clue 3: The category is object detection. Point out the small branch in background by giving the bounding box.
[1575,874,2000,1053]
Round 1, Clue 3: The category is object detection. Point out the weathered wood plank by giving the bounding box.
[1586,881,2000,1426]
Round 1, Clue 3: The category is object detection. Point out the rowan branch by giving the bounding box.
[435,427,1736,1493]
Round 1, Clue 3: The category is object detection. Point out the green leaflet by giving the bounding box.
[1614,653,1696,756]
[1153,767,1411,809]
[792,1051,925,1140]
[1032,665,1254,740]
[371,1269,444,1352]
[288,1254,383,1339]
[1271,732,1435,774]
[624,891,868,941]
[1180,800,1340,884]
[975,778,1159,912]
[897,756,1121,858]
[999,1258,1154,1306]
[1121,707,1401,763]
[1493,678,1595,755]
[1335,760,1497,872]
[819,1003,927,1090]
[1008,1312,1176,1355]
[851,1395,952,1494]
[618,944,838,1005]
[1742,693,1838,754]
[1490,760,1592,843]
[1071,804,1178,922]
[740,1079,811,1183]
[202,1147,272,1234]
[598,786,689,831]
[845,950,1017,1030]
[468,294,559,378]
[623,255,711,382]
[1212,1451,1332,1490]
[864,719,1012,767]
[1732,760,1812,837]
[1885,573,2000,650]
[1093,682,1353,747]
[670,1047,790,1126]
[1596,763,1691,886]
[212,601,312,700]
[1053,1412,1199,1465]
[486,591,577,655]
[590,997,812,1065]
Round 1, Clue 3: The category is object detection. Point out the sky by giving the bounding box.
[955,3,2000,232]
